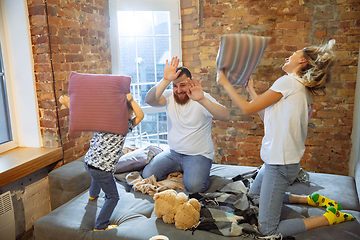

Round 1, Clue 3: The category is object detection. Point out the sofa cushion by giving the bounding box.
[282,205,360,240]
[36,181,256,240]
[49,157,91,210]
[287,171,360,211]
[37,163,360,240]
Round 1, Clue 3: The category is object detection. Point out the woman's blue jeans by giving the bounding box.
[249,163,307,237]
[84,163,119,230]
[142,148,212,193]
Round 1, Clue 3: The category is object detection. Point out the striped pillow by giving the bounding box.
[68,71,131,135]
[216,34,271,86]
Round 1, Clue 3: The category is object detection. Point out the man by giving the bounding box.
[142,56,230,192]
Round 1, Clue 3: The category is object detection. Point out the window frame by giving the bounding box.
[109,0,181,148]
[109,0,182,84]
[0,0,41,153]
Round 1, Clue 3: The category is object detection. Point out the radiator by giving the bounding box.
[0,191,15,240]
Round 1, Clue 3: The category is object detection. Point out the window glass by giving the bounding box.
[118,10,174,148]
[118,10,171,106]
[154,11,170,35]
[0,43,12,144]
[125,112,168,148]
[119,36,136,82]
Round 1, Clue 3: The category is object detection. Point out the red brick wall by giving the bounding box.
[27,0,111,165]
[27,0,359,175]
[180,0,360,175]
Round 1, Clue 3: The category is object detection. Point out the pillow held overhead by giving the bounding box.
[68,71,131,135]
[216,34,271,86]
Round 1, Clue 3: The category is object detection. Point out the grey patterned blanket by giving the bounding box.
[189,166,306,239]
[189,168,261,237]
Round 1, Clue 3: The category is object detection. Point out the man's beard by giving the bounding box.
[174,92,189,105]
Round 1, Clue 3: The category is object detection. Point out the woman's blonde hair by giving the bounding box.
[299,39,336,95]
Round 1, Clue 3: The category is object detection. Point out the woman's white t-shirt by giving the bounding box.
[163,89,219,160]
[261,75,313,165]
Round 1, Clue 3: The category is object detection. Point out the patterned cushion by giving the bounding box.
[147,145,163,163]
[68,71,131,135]
[115,145,163,174]
[216,34,271,85]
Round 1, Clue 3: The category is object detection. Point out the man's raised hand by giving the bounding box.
[186,77,204,101]
[163,56,181,81]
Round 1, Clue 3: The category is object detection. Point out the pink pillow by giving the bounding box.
[216,34,271,85]
[68,71,131,135]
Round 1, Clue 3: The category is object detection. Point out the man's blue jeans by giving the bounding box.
[249,163,307,237]
[84,163,119,230]
[142,148,213,193]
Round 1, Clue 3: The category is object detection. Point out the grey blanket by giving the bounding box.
[189,167,307,238]
[189,169,261,237]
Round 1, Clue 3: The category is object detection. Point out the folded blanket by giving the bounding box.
[126,172,185,195]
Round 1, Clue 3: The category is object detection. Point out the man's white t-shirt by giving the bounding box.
[163,89,220,160]
[261,75,313,165]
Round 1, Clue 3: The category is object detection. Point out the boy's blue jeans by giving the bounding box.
[84,163,119,230]
[249,163,307,237]
[142,148,212,193]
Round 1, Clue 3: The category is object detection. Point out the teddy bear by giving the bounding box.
[153,189,201,230]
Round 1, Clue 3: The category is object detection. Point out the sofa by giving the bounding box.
[34,154,360,240]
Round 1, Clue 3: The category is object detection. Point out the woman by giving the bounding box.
[216,39,354,238]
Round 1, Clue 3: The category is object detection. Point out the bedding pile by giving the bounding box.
[122,165,309,238]
[189,169,261,238]
[125,171,185,195]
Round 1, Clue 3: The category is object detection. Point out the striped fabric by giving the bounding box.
[216,34,271,86]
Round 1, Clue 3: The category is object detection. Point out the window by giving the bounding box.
[0,43,12,145]
[0,0,41,153]
[109,0,181,149]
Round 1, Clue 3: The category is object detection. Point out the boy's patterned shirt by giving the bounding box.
[84,120,133,173]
